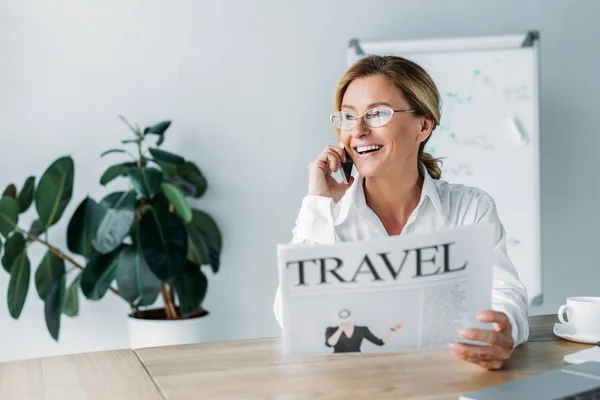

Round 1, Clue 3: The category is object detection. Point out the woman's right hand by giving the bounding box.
[308,144,354,203]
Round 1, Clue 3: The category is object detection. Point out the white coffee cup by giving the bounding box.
[558,297,600,338]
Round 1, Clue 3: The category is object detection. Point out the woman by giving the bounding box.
[325,309,403,354]
[274,55,529,370]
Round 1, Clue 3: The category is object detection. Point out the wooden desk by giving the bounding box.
[135,314,589,399]
[0,315,592,399]
[0,349,163,400]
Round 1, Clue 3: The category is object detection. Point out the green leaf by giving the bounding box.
[0,197,19,238]
[81,247,122,300]
[144,120,171,145]
[92,191,136,254]
[144,120,171,135]
[35,156,74,229]
[101,149,127,157]
[100,162,137,186]
[44,273,65,341]
[148,148,185,165]
[162,176,196,198]
[129,215,140,245]
[191,210,222,252]
[188,209,222,273]
[117,243,161,307]
[121,139,138,144]
[18,176,35,213]
[139,194,188,281]
[63,275,80,317]
[129,167,163,198]
[2,233,25,273]
[186,224,207,268]
[173,261,208,317]
[161,183,192,223]
[177,162,207,198]
[2,184,16,198]
[67,197,97,257]
[29,219,45,238]
[35,251,66,300]
[7,251,30,319]
[154,160,178,176]
[25,219,45,244]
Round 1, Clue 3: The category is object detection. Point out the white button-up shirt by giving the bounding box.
[274,164,529,348]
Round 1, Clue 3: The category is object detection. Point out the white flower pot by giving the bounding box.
[127,308,209,349]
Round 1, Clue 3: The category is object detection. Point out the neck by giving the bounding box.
[363,162,423,235]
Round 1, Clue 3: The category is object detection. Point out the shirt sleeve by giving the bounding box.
[273,195,338,328]
[291,195,338,244]
[476,195,530,348]
[324,327,338,347]
[362,327,385,346]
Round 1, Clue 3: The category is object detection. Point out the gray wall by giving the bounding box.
[536,1,600,315]
[0,0,594,361]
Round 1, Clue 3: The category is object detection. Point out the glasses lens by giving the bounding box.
[331,112,355,130]
[365,107,393,127]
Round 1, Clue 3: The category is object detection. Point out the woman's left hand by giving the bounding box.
[450,310,514,370]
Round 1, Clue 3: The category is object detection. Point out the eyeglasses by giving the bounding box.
[330,107,415,130]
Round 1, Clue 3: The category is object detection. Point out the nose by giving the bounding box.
[349,118,371,139]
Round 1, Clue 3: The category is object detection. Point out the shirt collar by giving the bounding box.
[345,162,444,221]
[419,162,444,219]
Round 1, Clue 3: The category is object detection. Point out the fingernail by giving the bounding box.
[477,312,485,321]
[339,142,344,149]
[449,342,458,350]
[459,329,469,337]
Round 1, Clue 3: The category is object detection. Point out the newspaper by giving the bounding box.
[276,223,495,356]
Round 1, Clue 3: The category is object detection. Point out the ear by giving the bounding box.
[416,117,434,144]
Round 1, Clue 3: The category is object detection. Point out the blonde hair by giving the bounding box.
[333,55,442,179]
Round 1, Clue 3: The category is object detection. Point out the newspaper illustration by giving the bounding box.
[277,223,495,356]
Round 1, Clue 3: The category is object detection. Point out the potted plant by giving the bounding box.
[0,117,222,348]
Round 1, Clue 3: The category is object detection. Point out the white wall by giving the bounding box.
[1,0,589,362]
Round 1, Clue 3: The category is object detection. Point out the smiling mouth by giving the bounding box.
[355,145,383,155]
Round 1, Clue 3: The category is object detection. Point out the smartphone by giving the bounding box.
[340,149,354,184]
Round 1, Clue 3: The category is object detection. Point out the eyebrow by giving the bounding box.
[341,101,394,110]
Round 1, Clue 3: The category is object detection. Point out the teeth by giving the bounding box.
[357,145,382,153]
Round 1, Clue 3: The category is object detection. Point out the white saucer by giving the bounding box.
[553,323,600,344]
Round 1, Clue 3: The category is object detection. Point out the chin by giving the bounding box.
[356,166,380,178]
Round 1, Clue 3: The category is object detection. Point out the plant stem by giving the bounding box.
[22,229,85,272]
[137,134,144,168]
[19,227,139,313]
[161,283,177,319]
[168,283,175,305]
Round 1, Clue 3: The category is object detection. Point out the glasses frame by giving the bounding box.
[330,107,416,130]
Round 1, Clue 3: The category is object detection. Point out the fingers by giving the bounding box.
[450,342,510,370]
[342,175,355,187]
[459,327,514,350]
[314,146,345,173]
[452,311,514,370]
[332,144,347,162]
[477,310,510,329]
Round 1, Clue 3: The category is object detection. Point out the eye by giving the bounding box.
[343,113,356,121]
[366,109,385,120]
[367,108,392,118]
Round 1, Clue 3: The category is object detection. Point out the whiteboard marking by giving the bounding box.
[506,116,528,145]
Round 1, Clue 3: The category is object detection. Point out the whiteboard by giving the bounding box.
[346,32,542,306]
